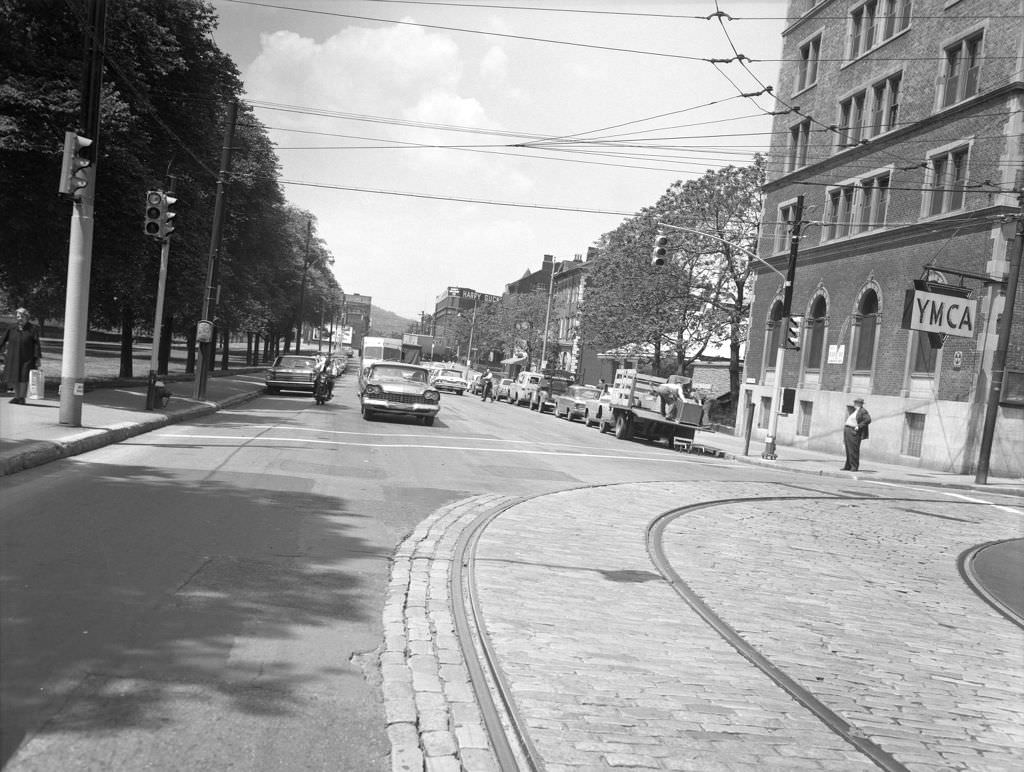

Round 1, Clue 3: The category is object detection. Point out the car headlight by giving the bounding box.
[423,390,440,403]
[365,384,383,396]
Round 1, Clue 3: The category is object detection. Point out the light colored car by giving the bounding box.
[582,390,613,428]
[495,378,514,402]
[265,355,318,394]
[431,368,469,395]
[553,384,603,421]
[359,362,441,425]
[508,371,544,406]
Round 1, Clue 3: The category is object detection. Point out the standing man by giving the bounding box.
[0,308,42,404]
[842,397,872,471]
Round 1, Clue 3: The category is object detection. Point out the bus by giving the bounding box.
[359,336,404,373]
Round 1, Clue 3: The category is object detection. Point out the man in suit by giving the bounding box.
[842,397,871,471]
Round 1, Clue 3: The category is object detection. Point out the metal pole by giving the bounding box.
[294,218,312,354]
[59,0,106,426]
[194,99,237,400]
[540,260,556,372]
[975,185,1024,483]
[466,297,478,367]
[762,195,803,460]
[146,226,172,409]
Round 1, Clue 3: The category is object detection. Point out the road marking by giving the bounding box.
[153,432,716,463]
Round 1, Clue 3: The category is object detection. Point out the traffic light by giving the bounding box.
[58,131,93,200]
[651,232,669,266]
[162,194,177,237]
[144,191,163,238]
[783,315,803,349]
[144,191,177,239]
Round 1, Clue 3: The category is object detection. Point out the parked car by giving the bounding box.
[583,390,613,428]
[265,354,318,394]
[509,371,544,406]
[494,378,514,402]
[359,362,441,425]
[553,384,603,421]
[533,376,573,413]
[431,368,469,395]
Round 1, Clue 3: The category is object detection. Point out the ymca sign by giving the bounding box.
[902,280,976,339]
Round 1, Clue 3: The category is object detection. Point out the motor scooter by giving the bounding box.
[313,371,333,405]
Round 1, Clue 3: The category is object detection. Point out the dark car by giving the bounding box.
[359,362,441,425]
[532,376,573,413]
[553,384,603,421]
[265,355,318,394]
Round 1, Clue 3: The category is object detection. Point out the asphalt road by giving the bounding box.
[1,371,777,770]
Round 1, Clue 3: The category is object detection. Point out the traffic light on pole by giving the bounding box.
[58,131,93,200]
[651,231,669,266]
[144,191,163,238]
[161,194,177,238]
[783,315,803,349]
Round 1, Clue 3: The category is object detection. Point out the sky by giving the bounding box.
[209,0,788,320]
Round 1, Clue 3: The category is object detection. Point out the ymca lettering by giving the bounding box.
[909,289,976,338]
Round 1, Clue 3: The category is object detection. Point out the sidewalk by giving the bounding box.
[0,369,267,477]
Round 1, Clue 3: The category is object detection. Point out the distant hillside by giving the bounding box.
[368,306,417,337]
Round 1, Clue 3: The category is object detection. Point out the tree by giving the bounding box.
[473,290,551,371]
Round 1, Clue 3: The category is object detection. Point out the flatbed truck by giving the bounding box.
[598,369,704,447]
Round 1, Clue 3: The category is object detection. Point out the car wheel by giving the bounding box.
[457,390,464,396]
[584,410,592,427]
[422,416,435,426]
[614,414,633,440]
[266,387,279,394]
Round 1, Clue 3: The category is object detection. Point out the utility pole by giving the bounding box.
[59,0,106,426]
[193,100,237,400]
[975,177,1024,483]
[539,259,557,372]
[294,219,312,354]
[762,195,804,460]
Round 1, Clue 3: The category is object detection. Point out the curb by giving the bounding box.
[0,388,263,477]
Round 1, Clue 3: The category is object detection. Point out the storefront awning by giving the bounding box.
[500,353,528,365]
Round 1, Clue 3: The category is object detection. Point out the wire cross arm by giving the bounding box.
[656,221,787,280]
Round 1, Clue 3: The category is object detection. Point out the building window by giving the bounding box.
[825,173,890,240]
[902,412,926,457]
[869,72,901,136]
[838,91,866,148]
[942,31,983,107]
[797,35,821,91]
[850,0,911,60]
[855,290,879,371]
[776,203,797,252]
[787,119,811,171]
[926,146,969,216]
[798,400,814,436]
[805,296,827,370]
[912,330,938,374]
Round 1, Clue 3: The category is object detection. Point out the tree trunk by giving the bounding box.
[185,323,197,374]
[119,309,134,379]
[220,325,229,370]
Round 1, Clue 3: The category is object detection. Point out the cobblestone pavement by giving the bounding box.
[384,481,1023,771]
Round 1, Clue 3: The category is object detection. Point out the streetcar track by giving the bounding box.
[429,483,1008,770]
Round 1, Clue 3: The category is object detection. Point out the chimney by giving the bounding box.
[542,254,554,269]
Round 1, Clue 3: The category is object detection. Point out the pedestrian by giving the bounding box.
[481,369,494,401]
[598,378,608,394]
[842,397,871,471]
[0,307,42,404]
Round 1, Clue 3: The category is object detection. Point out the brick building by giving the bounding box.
[742,0,1023,476]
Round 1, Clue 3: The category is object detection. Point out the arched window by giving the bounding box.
[806,296,827,369]
[855,290,879,371]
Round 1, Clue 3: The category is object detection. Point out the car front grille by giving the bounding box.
[383,391,423,404]
[275,373,313,383]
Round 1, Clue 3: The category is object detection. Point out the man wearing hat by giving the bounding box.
[843,397,872,471]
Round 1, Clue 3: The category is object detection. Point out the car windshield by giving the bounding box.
[275,356,316,369]
[572,386,602,399]
[371,366,428,383]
